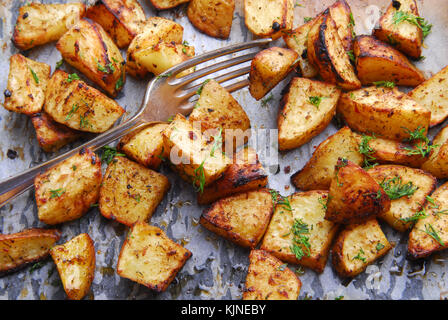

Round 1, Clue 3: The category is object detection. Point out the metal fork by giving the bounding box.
[0,38,272,209]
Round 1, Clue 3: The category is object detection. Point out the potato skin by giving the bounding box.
[34,148,102,225]
[12,3,86,50]
[149,0,190,10]
[329,0,355,52]
[421,124,448,179]
[0,228,61,275]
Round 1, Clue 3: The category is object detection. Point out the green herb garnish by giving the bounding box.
[29,67,39,84]
[376,243,385,251]
[402,126,429,143]
[352,248,366,263]
[309,96,323,109]
[400,208,428,223]
[100,146,125,165]
[373,81,395,88]
[55,59,64,69]
[50,188,65,199]
[209,127,223,157]
[261,93,274,107]
[393,11,432,39]
[66,73,80,83]
[304,17,313,23]
[65,103,79,121]
[347,50,355,63]
[196,79,211,96]
[379,176,418,200]
[290,219,311,260]
[155,72,172,80]
[193,160,206,194]
[29,262,46,273]
[423,224,444,246]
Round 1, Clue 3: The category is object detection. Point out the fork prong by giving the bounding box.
[223,79,250,93]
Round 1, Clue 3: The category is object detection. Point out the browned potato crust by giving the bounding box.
[329,0,355,51]
[421,125,448,179]
[149,0,190,10]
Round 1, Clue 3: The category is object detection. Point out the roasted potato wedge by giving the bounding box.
[249,47,298,101]
[409,66,448,127]
[329,0,355,52]
[373,0,423,59]
[3,54,51,115]
[200,189,273,248]
[197,147,268,205]
[291,126,364,191]
[34,148,102,225]
[243,250,301,300]
[278,77,341,151]
[0,228,61,275]
[56,18,126,97]
[86,0,145,48]
[44,70,125,133]
[12,3,85,51]
[354,35,425,86]
[50,233,95,300]
[187,0,235,39]
[408,182,448,259]
[421,125,448,179]
[337,86,430,141]
[307,14,361,90]
[244,0,294,40]
[261,191,339,273]
[368,165,436,232]
[189,79,251,151]
[100,156,171,227]
[149,0,190,10]
[117,222,192,292]
[117,123,169,169]
[31,112,83,153]
[332,219,392,278]
[325,158,391,224]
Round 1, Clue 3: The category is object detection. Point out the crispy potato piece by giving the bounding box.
[187,0,235,39]
[117,123,169,169]
[50,233,95,300]
[197,147,268,205]
[189,79,251,150]
[162,114,230,188]
[329,0,355,51]
[337,86,430,141]
[368,165,436,232]
[261,191,339,273]
[3,54,51,115]
[100,156,170,227]
[34,148,102,225]
[56,18,126,97]
[12,3,85,51]
[373,0,422,59]
[244,0,294,40]
[243,250,301,300]
[44,70,124,133]
[278,77,341,151]
[291,127,364,191]
[31,112,83,153]
[354,35,425,86]
[408,182,448,259]
[0,228,61,275]
[332,219,392,278]
[409,66,448,127]
[421,125,448,179]
[149,0,190,10]
[126,17,184,78]
[117,222,192,292]
[307,14,361,90]
[86,0,145,48]
[200,189,273,248]
[325,158,391,224]
[249,47,298,101]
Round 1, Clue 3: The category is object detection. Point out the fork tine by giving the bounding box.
[223,79,250,93]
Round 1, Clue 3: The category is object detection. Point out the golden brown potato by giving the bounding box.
[3,54,51,115]
[337,86,430,141]
[261,191,339,273]
[56,18,126,97]
[189,79,251,151]
[149,0,190,10]
[100,156,171,227]
[50,233,95,300]
[332,219,392,278]
[44,70,125,133]
[117,123,169,170]
[325,158,391,224]
[243,250,301,300]
[197,147,268,205]
[329,0,355,51]
[291,127,364,191]
[187,0,234,39]
[126,17,184,78]
[244,0,294,40]
[278,77,341,151]
[200,189,273,248]
[367,165,436,232]
[12,3,85,51]
[408,182,448,259]
[31,112,83,153]
[373,0,423,59]
[354,35,425,86]
[117,222,192,292]
[421,125,448,179]
[86,0,145,48]
[0,228,61,275]
[34,148,102,225]
[307,14,361,90]
[409,66,448,127]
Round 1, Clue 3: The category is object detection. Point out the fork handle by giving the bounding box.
[0,116,150,209]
